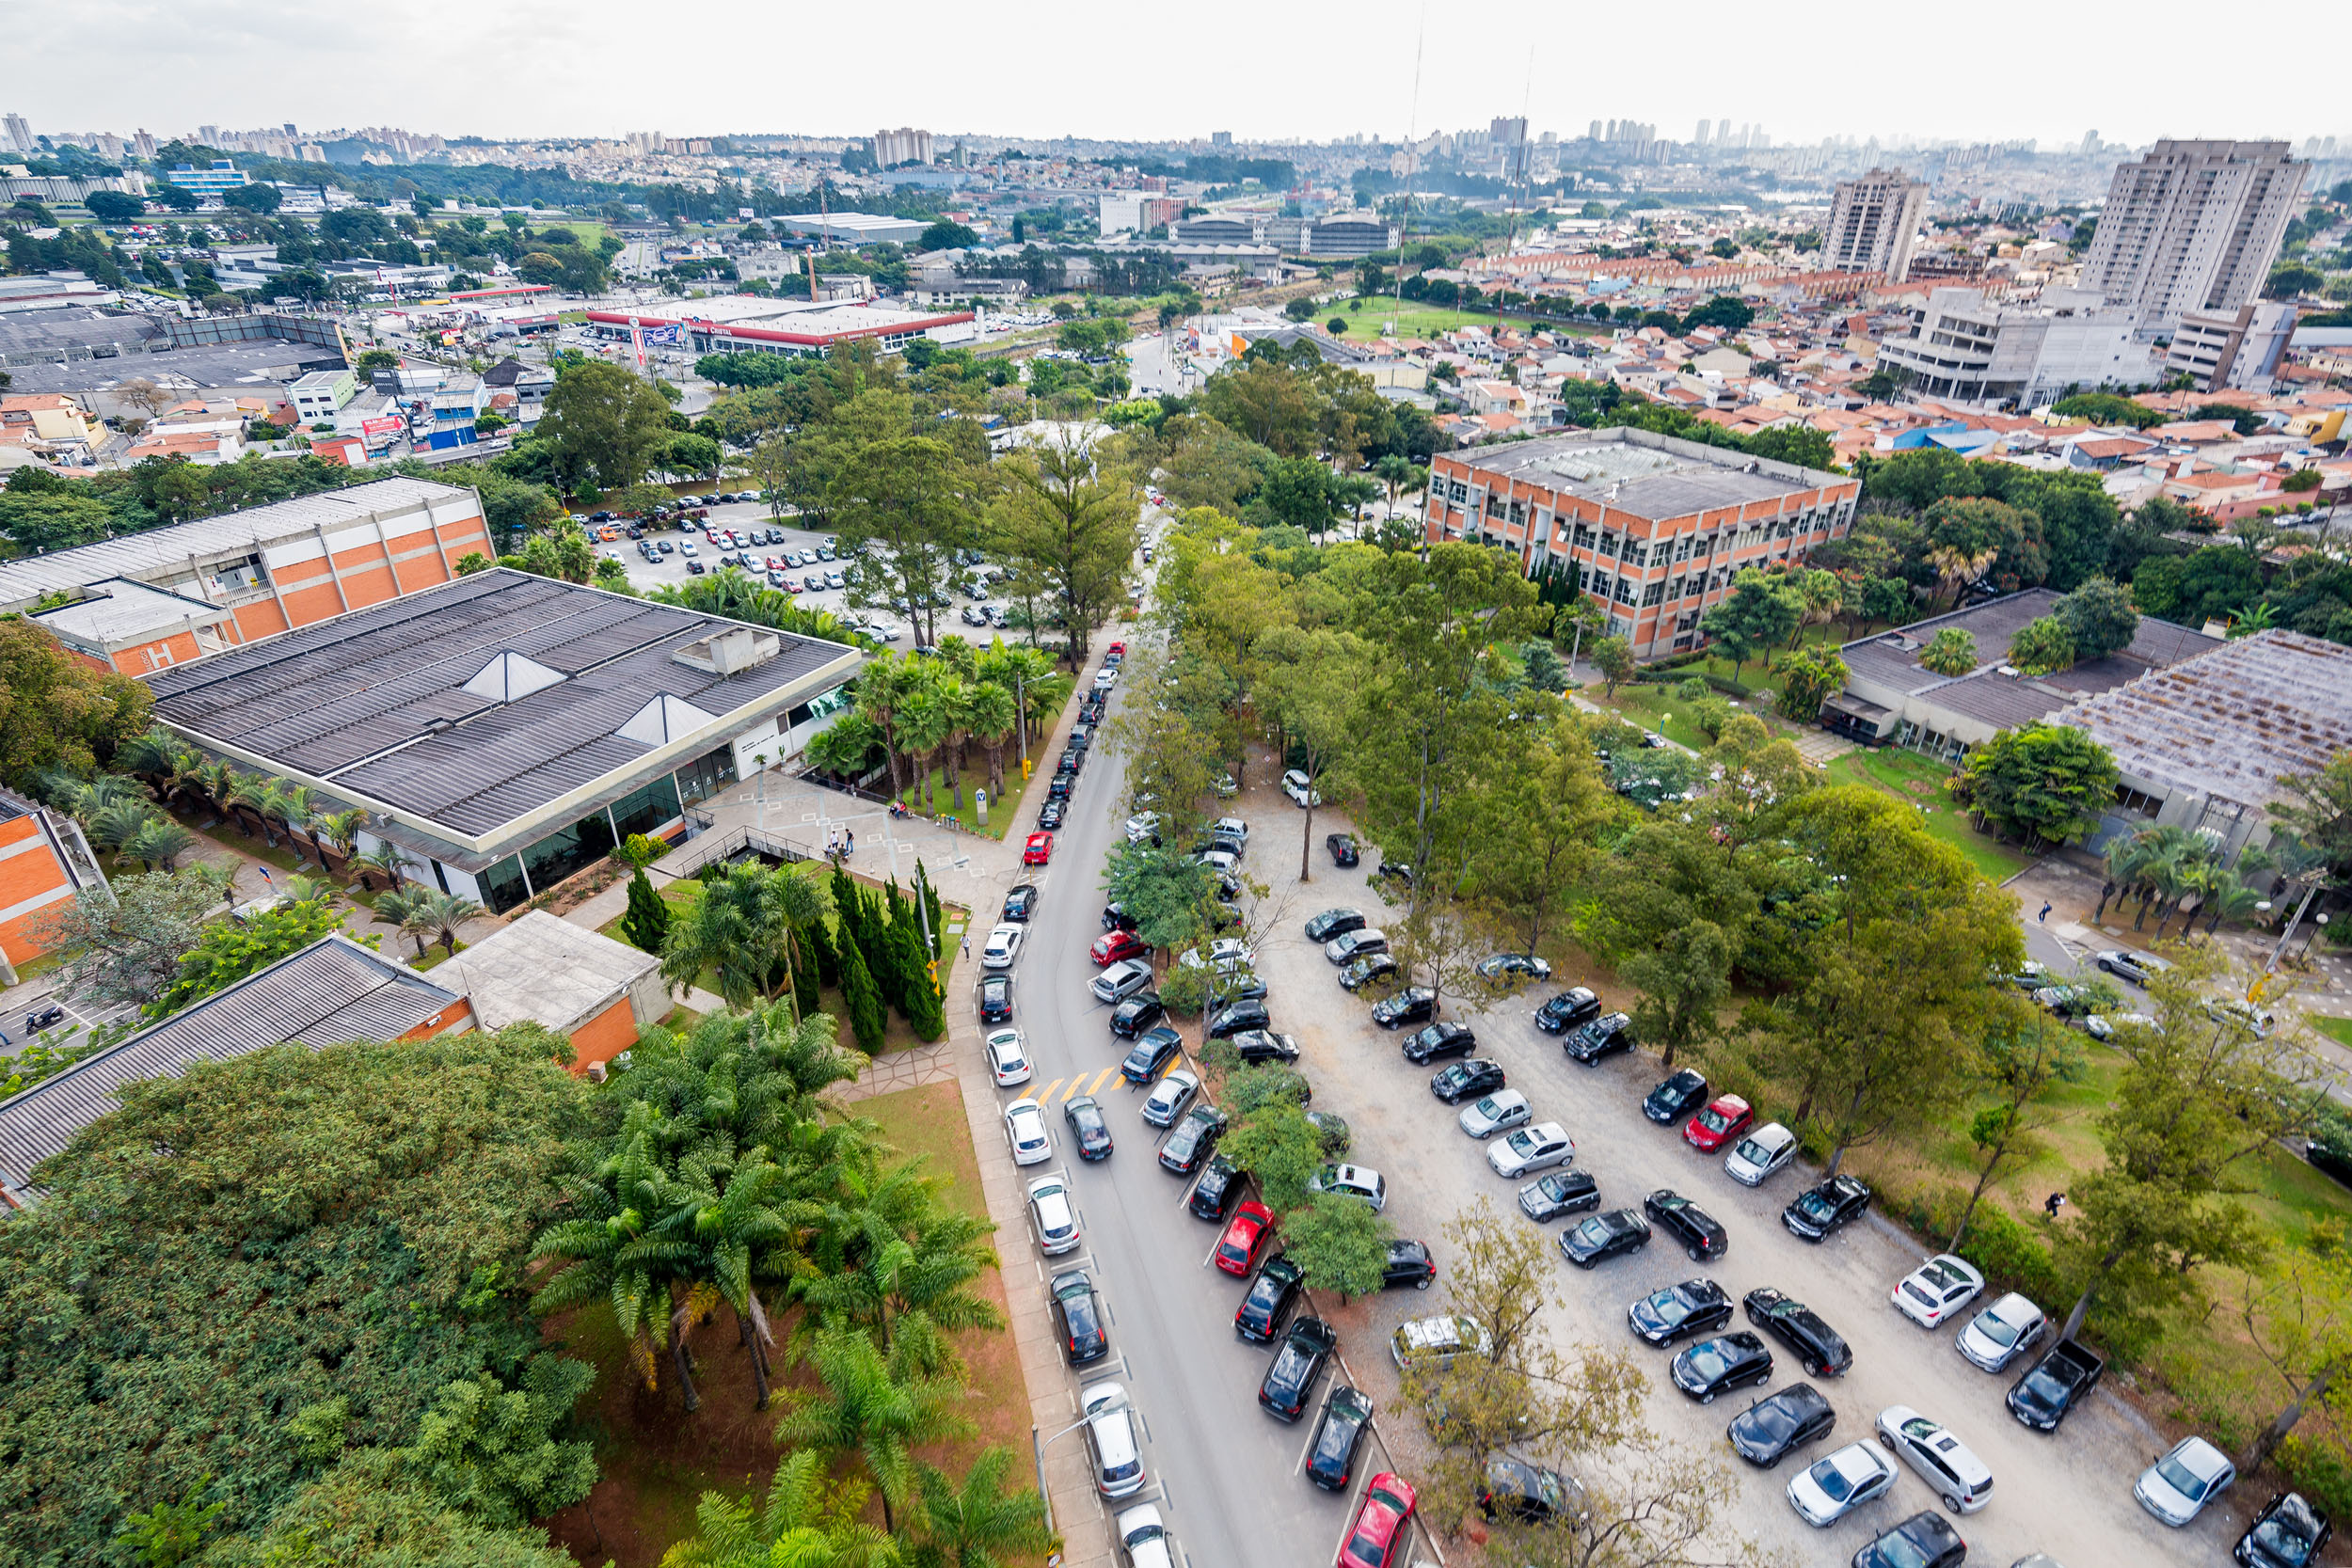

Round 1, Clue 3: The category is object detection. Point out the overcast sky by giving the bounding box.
[13,0,2343,152]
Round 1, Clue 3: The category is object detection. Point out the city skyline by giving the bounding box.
[15,0,2349,155]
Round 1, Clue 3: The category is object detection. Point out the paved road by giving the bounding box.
[977,657,1382,1568]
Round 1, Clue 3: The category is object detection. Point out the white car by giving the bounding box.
[1197,847,1239,875]
[1028,1175,1080,1255]
[1124,812,1161,844]
[1891,1254,1986,1329]
[980,923,1023,971]
[1080,1382,1145,1498]
[1140,1068,1199,1128]
[984,1027,1032,1088]
[1115,1503,1175,1568]
[1281,768,1323,807]
[1956,1291,2048,1372]
[1457,1090,1532,1140]
[1309,1163,1387,1211]
[1004,1097,1052,1166]
[1093,669,1119,689]
[1785,1440,1899,1528]
[1486,1121,1575,1178]
[1875,1405,1994,1514]
[1723,1122,1799,1186]
[1210,816,1248,847]
[1180,937,1254,972]
[2135,1434,2235,1527]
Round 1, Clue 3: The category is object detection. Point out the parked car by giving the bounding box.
[1052,1270,1110,1365]
[1091,928,1150,966]
[1303,1109,1351,1156]
[1140,1068,1200,1128]
[1563,1012,1636,1064]
[1683,1095,1754,1153]
[1226,1028,1301,1064]
[1851,1512,1967,1568]
[1432,1058,1507,1103]
[1669,1331,1773,1403]
[1337,1474,1416,1568]
[1028,1176,1080,1255]
[2136,1435,2236,1527]
[1518,1167,1601,1222]
[1282,768,1324,807]
[1065,1096,1114,1161]
[1258,1318,1338,1421]
[1004,1098,1052,1166]
[1235,1255,1304,1341]
[1957,1292,2048,1374]
[1727,1382,1836,1467]
[1022,832,1054,864]
[1109,992,1166,1038]
[1644,1069,1709,1125]
[1458,1090,1533,1140]
[1157,1104,1228,1175]
[1001,883,1038,922]
[1628,1278,1733,1347]
[1786,1440,1900,1528]
[1371,988,1438,1029]
[1876,1406,1994,1513]
[1390,1315,1492,1372]
[1305,908,1367,942]
[1561,1209,1652,1268]
[1120,1027,1184,1085]
[1645,1189,1729,1262]
[1475,952,1553,984]
[1782,1174,1871,1241]
[1188,1154,1243,1221]
[1080,1382,1146,1499]
[1382,1239,1438,1291]
[2006,1338,2104,1432]
[1093,958,1156,1005]
[1487,1122,1575,1178]
[2095,948,2174,986]
[1309,1163,1387,1210]
[1892,1254,1986,1330]
[984,1026,1032,1087]
[1743,1287,1853,1376]
[980,923,1023,971]
[1338,953,1401,991]
[1401,1021,1477,1064]
[1206,998,1271,1038]
[1215,1200,1276,1278]
[1534,987,1603,1034]
[1478,1455,1590,1527]
[1305,1386,1375,1491]
[1326,928,1390,965]
[2236,1491,2332,1568]
[1327,833,1359,867]
[1724,1122,1801,1186]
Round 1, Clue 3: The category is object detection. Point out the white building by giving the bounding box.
[2164,301,2299,393]
[1825,168,1927,282]
[871,127,934,167]
[2080,139,2308,338]
[287,368,358,423]
[773,211,929,246]
[1874,286,2160,408]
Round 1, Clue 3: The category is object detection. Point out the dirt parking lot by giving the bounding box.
[1217,770,2244,1568]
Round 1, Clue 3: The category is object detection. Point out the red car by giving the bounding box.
[1090,928,1149,966]
[1683,1094,1754,1153]
[1215,1200,1275,1276]
[1338,1473,1417,1568]
[1023,832,1054,865]
[1106,641,1126,656]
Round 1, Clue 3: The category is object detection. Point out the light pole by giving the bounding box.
[1032,1390,1125,1534]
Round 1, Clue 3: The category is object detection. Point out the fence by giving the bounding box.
[660,823,816,879]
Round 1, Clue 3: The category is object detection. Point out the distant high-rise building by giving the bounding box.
[1211,130,1233,148]
[2081,138,2309,336]
[198,124,220,147]
[134,129,156,161]
[282,122,297,138]
[1695,118,1711,145]
[2078,130,2102,157]
[1589,119,1603,142]
[4,113,31,152]
[1716,118,1731,145]
[1825,167,1928,281]
[871,127,933,167]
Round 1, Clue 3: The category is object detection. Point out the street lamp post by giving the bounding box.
[1031,1390,1125,1534]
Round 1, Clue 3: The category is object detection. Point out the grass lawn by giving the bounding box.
[1826,749,2032,882]
[2313,1016,2352,1051]
[895,764,1032,841]
[1337,294,1606,342]
[1591,684,1716,752]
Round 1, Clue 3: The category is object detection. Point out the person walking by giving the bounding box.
[845,830,855,857]
[2044,1192,2067,1219]
[2038,900,2053,925]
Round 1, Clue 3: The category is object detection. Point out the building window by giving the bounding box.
[1599,531,1619,558]
[520,808,618,895]
[1573,524,1597,550]
[2112,784,2163,819]
[478,854,529,912]
[1613,578,1639,606]
[1624,542,1648,568]
[675,743,738,807]
[1448,481,1469,504]
[1507,499,1525,525]
[1484,493,1505,518]
[1674,537,1692,562]
[611,772,685,841]
[1642,581,1664,607]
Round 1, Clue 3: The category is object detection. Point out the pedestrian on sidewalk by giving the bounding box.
[2038,900,2053,925]
[961,932,971,960]
[846,830,855,856]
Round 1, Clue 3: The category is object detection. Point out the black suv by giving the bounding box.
[1108,992,1166,1038]
[1401,1021,1477,1064]
[1431,1058,1506,1104]
[1189,1154,1244,1221]
[1304,908,1366,942]
[1157,1104,1229,1175]
[1371,988,1438,1030]
[1534,987,1603,1035]
[1229,1029,1302,1064]
[1741,1287,1852,1377]
[1563,1012,1635,1065]
[977,974,1012,1024]
[1643,1069,1708,1124]
[1258,1318,1338,1421]
[1645,1189,1729,1262]
[1235,1257,1305,1343]
[1781,1174,1872,1242]
[1628,1278,1732,1346]
[1002,883,1039,922]
[1206,998,1271,1038]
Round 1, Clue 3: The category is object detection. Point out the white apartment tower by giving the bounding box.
[2080,139,2308,337]
[872,128,934,167]
[4,114,31,152]
[1825,167,1927,282]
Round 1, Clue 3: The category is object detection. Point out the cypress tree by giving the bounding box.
[887,915,945,1040]
[619,870,671,954]
[808,906,842,990]
[838,927,889,1053]
[916,862,945,960]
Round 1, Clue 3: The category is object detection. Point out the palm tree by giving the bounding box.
[345,846,403,892]
[648,1144,799,1408]
[85,798,161,856]
[530,1108,700,1407]
[120,816,197,872]
[661,1449,899,1568]
[663,862,794,1008]
[854,655,917,800]
[805,713,884,784]
[934,678,975,812]
[1372,453,1420,515]
[2094,833,2149,925]
[413,888,485,954]
[772,1325,976,1534]
[895,683,952,816]
[188,760,239,822]
[905,1449,1052,1568]
[371,886,437,958]
[269,782,324,859]
[961,680,1017,798]
[280,873,339,908]
[793,1198,1004,1382]
[221,771,275,841]
[2198,878,2265,939]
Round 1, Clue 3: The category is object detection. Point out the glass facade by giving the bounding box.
[520,808,617,894]
[610,773,684,841]
[675,743,738,807]
[478,853,530,912]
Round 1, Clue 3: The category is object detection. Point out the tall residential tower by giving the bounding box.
[2080,139,2307,337]
[1824,167,1927,282]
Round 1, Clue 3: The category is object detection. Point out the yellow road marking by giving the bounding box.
[1089,1067,1118,1096]
[1039,1076,1065,1102]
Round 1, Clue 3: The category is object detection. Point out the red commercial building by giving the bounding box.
[1423,429,1860,660]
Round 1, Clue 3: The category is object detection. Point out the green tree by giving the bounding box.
[1588,633,1634,695]
[28,870,220,1008]
[2053,575,2139,659]
[2235,1228,2352,1477]
[0,618,153,783]
[404,1355,597,1528]
[144,896,345,1019]
[1220,1101,1327,1212]
[1918,626,1979,675]
[988,429,1138,669]
[660,1449,895,1568]
[1948,1002,2085,1250]
[1955,722,2122,848]
[1623,919,1732,1071]
[771,1326,976,1534]
[2051,391,2165,429]
[86,189,145,222]
[1253,624,1369,881]
[621,869,673,954]
[2272,751,2352,885]
[904,1449,1053,1568]
[2006,614,2076,675]
[1473,705,1613,953]
[0,489,115,551]
[1280,1192,1395,1299]
[1772,644,1848,722]
[536,360,673,491]
[1519,638,1566,692]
